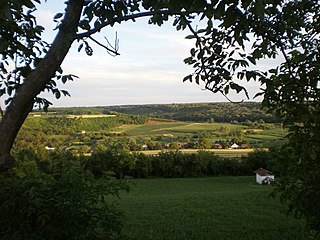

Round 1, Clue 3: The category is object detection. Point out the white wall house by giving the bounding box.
[230,143,239,149]
[254,168,275,185]
[45,146,55,151]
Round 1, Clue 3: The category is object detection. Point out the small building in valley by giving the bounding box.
[254,168,274,185]
[45,146,55,151]
[230,143,239,149]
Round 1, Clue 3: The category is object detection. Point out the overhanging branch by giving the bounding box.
[76,9,192,40]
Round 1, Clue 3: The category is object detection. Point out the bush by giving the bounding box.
[133,153,152,178]
[0,154,128,240]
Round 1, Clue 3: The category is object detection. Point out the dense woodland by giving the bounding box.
[49,102,279,123]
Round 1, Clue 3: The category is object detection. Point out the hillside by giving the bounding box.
[49,102,278,123]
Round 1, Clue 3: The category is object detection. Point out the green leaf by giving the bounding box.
[55,91,61,99]
[190,48,196,57]
[245,71,256,81]
[0,88,5,96]
[78,43,84,52]
[53,13,63,20]
[214,1,225,19]
[21,0,35,8]
[183,75,192,82]
[61,90,71,97]
[185,35,196,39]
[7,86,13,95]
[184,57,193,64]
[224,6,237,28]
[195,75,200,84]
[61,76,68,84]
[247,56,256,65]
[230,82,242,93]
[254,0,264,20]
[268,68,278,74]
[242,0,252,9]
[224,85,229,95]
[197,29,207,34]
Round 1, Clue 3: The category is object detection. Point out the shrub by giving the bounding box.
[0,155,128,240]
[133,153,152,178]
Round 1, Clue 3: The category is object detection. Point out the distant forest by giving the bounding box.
[50,102,279,123]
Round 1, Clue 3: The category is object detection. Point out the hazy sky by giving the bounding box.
[7,1,269,108]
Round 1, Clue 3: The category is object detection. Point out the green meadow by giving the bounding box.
[111,120,287,148]
[112,121,247,136]
[118,176,307,240]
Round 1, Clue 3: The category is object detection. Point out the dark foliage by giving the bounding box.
[83,149,271,179]
[0,151,128,240]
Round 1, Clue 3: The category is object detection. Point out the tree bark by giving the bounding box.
[0,0,84,172]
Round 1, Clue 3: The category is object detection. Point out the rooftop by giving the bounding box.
[254,168,274,176]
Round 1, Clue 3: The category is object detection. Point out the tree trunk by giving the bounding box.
[0,0,84,172]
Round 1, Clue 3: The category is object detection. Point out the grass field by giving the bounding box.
[118,177,307,240]
[112,121,247,137]
[134,149,256,157]
[111,120,285,141]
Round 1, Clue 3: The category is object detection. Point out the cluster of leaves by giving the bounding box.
[273,128,320,236]
[183,0,320,105]
[0,150,128,240]
[0,0,45,105]
[0,0,78,110]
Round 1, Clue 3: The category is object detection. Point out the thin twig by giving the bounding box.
[88,36,120,56]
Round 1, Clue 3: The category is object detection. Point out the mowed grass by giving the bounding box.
[118,177,307,240]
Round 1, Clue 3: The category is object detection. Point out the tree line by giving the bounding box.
[22,113,148,135]
[13,148,273,179]
[49,102,279,123]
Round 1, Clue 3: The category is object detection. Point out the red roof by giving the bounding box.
[254,168,274,176]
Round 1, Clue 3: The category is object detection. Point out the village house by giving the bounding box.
[230,143,239,149]
[254,168,275,185]
[240,143,249,149]
[212,143,223,149]
[45,146,55,151]
[141,144,148,150]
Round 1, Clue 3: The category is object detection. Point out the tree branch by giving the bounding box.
[88,36,120,56]
[76,9,190,39]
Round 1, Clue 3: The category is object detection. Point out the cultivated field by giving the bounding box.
[21,115,287,153]
[134,148,256,157]
[111,120,287,148]
[112,121,246,136]
[119,176,307,240]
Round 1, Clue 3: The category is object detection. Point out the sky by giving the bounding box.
[5,1,270,108]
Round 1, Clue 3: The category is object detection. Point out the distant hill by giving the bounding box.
[50,102,278,123]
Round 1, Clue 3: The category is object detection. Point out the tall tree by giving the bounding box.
[182,0,320,235]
